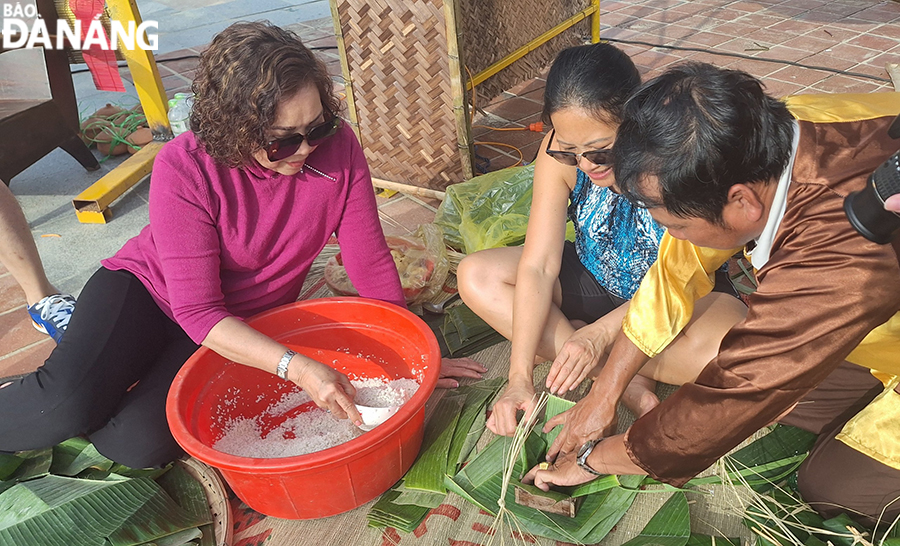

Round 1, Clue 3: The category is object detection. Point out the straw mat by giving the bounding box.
[227,246,758,546]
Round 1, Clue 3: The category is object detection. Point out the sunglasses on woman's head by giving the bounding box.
[265,114,341,162]
[544,129,613,167]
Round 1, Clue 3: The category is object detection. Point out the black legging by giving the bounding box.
[0,268,199,468]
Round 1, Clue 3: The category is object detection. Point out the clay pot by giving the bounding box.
[92,103,126,120]
[80,117,111,141]
[111,111,133,125]
[126,127,153,154]
[95,126,130,156]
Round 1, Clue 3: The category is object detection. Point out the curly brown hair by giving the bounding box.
[190,21,341,167]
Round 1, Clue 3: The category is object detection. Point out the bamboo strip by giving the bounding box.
[327,0,360,139]
[372,178,447,201]
[444,0,474,180]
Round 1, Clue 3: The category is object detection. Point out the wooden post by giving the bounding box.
[328,0,361,141]
[445,0,474,180]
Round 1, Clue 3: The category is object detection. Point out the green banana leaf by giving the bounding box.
[155,464,215,546]
[367,489,431,532]
[724,425,817,492]
[6,448,52,482]
[0,448,53,495]
[543,396,576,449]
[569,474,634,498]
[149,527,203,545]
[404,394,465,492]
[685,535,741,546]
[676,425,817,492]
[448,425,645,544]
[743,487,826,546]
[448,377,507,470]
[0,474,206,546]
[51,438,113,477]
[622,492,691,546]
[819,514,866,546]
[0,453,23,482]
[441,304,506,357]
[107,478,210,546]
[390,480,446,508]
[367,378,507,530]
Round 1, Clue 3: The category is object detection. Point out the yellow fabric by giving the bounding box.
[784,93,900,124]
[837,377,900,469]
[847,313,900,384]
[840,313,900,470]
[621,232,737,357]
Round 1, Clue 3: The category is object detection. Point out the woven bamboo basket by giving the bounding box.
[329,0,594,191]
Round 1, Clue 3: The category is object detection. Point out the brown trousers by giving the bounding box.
[779,361,900,529]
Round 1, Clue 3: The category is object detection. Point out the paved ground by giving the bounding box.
[0,0,898,380]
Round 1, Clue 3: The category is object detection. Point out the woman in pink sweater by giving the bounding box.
[0,22,410,468]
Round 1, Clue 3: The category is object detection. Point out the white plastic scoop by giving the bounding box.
[355,404,400,431]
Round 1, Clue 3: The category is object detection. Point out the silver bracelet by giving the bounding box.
[276,349,297,380]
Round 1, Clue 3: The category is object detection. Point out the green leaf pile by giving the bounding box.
[367,377,506,531]
[0,438,213,546]
[441,304,507,358]
[445,395,646,544]
[623,491,740,546]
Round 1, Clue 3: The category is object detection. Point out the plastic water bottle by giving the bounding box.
[167,92,194,137]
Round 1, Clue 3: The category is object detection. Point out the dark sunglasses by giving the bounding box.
[265,113,341,162]
[544,129,613,167]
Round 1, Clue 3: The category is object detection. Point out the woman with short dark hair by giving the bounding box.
[0,21,405,468]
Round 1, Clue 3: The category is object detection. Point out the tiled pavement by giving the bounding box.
[2,0,899,379]
[469,0,899,171]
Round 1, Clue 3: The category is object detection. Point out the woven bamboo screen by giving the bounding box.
[459,0,591,105]
[331,0,591,190]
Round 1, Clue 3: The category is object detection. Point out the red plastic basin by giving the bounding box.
[166,298,441,519]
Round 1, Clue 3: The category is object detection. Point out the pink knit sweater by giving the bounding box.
[103,124,405,344]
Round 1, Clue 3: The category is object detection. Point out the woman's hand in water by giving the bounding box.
[546,322,613,395]
[487,377,536,436]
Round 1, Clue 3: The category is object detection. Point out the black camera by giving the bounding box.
[844,114,900,244]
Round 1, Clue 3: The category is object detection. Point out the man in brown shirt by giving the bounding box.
[526,62,900,524]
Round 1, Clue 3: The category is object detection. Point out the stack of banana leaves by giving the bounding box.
[440,304,507,358]
[370,383,838,545]
[0,438,213,546]
[367,377,507,530]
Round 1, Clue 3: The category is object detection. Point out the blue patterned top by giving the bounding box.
[567,170,665,299]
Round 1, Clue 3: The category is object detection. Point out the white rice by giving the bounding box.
[353,377,419,408]
[212,377,419,458]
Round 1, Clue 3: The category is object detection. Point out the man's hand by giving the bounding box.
[438,357,488,388]
[546,324,610,395]
[543,393,616,461]
[886,194,900,214]
[522,450,597,491]
[486,378,536,436]
[294,359,363,425]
